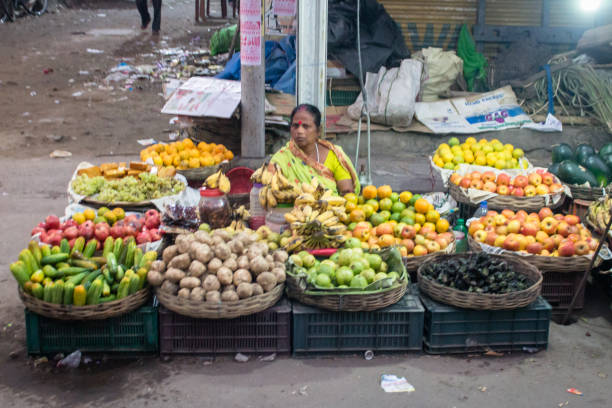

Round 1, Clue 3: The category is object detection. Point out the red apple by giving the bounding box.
[474,230,488,243]
[468,222,485,236]
[564,214,580,226]
[496,173,510,186]
[503,236,520,251]
[542,237,556,252]
[541,172,555,186]
[567,233,580,243]
[494,234,507,247]
[513,175,528,188]
[496,185,509,195]
[507,219,521,234]
[78,220,95,240]
[496,225,508,235]
[123,224,137,237]
[450,173,462,185]
[48,230,63,246]
[554,213,565,221]
[483,181,497,192]
[526,242,543,255]
[145,209,159,219]
[524,185,537,197]
[494,214,507,226]
[556,221,570,237]
[435,236,449,250]
[550,234,564,248]
[402,239,415,253]
[535,230,549,243]
[425,240,441,253]
[460,177,471,188]
[512,187,524,197]
[528,173,542,186]
[145,216,160,230]
[517,235,529,250]
[401,226,416,240]
[558,240,575,257]
[536,184,550,195]
[520,222,539,237]
[470,171,482,180]
[482,171,496,183]
[586,237,598,251]
[63,226,79,240]
[485,232,498,246]
[501,209,515,219]
[45,215,60,230]
[538,208,553,221]
[549,183,564,194]
[574,240,589,255]
[470,179,483,190]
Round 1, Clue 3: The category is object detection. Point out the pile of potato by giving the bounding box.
[147,229,288,303]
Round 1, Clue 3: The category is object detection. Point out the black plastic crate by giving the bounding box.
[541,271,585,314]
[26,305,159,355]
[420,292,551,354]
[292,292,424,354]
[159,299,291,355]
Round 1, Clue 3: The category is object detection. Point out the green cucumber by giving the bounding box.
[51,246,61,255]
[106,252,118,275]
[19,249,38,275]
[99,294,117,303]
[112,238,123,259]
[28,241,42,265]
[41,253,69,266]
[10,261,30,288]
[41,245,51,258]
[31,283,44,300]
[66,271,89,286]
[70,237,86,256]
[128,274,141,295]
[103,237,114,258]
[86,280,103,305]
[51,280,64,304]
[83,239,98,258]
[42,265,63,279]
[60,239,70,254]
[102,281,111,297]
[43,282,54,303]
[63,282,75,305]
[116,277,130,299]
[81,269,102,286]
[59,266,91,276]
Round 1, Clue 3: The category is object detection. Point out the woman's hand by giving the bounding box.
[337,179,354,196]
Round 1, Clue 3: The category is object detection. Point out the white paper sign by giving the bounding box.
[241,0,262,66]
[161,77,241,118]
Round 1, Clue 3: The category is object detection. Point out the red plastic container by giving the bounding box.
[227,167,254,194]
[249,216,266,230]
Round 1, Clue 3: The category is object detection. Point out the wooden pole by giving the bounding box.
[240,0,265,159]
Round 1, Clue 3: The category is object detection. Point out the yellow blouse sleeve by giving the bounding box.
[324,150,352,181]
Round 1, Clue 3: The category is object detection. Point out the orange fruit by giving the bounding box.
[414,198,430,214]
[344,193,358,204]
[378,234,395,247]
[83,209,96,221]
[415,213,426,225]
[224,150,234,160]
[197,142,208,150]
[345,201,357,212]
[182,138,194,149]
[365,199,379,212]
[377,185,392,199]
[179,150,189,161]
[399,191,413,204]
[213,153,225,164]
[436,218,450,233]
[214,145,226,154]
[172,156,181,167]
[112,207,125,220]
[426,210,440,223]
[349,208,366,223]
[189,158,200,168]
[362,185,377,200]
[153,156,163,167]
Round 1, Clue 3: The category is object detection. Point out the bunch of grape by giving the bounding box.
[72,175,106,196]
[97,173,185,202]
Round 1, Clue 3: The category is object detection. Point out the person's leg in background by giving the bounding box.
[136,0,151,29]
[151,0,162,33]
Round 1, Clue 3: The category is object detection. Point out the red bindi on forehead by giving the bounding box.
[298,120,302,125]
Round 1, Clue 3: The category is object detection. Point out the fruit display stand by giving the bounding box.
[419,290,551,354]
[292,290,424,355]
[286,247,409,312]
[158,299,291,355]
[26,302,158,356]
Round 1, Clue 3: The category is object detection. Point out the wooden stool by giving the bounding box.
[195,0,237,22]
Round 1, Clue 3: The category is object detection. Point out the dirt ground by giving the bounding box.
[0,2,611,407]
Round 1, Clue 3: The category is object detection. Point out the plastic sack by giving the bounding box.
[413,47,463,101]
[347,59,422,128]
[210,24,238,56]
[457,24,487,91]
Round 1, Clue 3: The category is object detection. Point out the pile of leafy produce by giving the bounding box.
[420,253,532,294]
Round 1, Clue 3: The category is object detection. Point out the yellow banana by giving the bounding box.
[323,196,346,207]
[301,182,316,194]
[322,217,340,227]
[276,170,293,190]
[205,170,221,189]
[250,166,263,183]
[218,173,231,194]
[259,186,268,208]
[261,166,273,185]
[316,211,335,223]
[266,187,278,208]
[270,173,281,192]
[302,205,313,218]
[295,193,316,206]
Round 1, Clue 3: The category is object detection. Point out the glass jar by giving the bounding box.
[265,204,293,233]
[199,188,231,229]
[249,183,266,218]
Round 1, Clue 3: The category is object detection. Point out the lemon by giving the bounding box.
[512,148,525,159]
[434,158,445,167]
[495,159,506,169]
[451,145,462,154]
[475,155,487,166]
[493,142,504,152]
[490,138,500,144]
[452,155,465,164]
[443,162,455,170]
[486,152,497,166]
[482,144,494,154]
[504,143,514,151]
[464,151,474,163]
[441,151,454,163]
[448,137,460,147]
[433,153,441,162]
[506,160,513,169]
[478,138,488,144]
[503,150,512,161]
[465,137,477,145]
[438,143,450,151]
[470,143,482,152]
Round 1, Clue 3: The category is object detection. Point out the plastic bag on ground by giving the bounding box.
[210,25,238,56]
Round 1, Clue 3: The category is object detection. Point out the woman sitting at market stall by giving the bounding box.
[271,104,360,196]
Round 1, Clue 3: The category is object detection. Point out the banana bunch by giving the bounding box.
[226,205,251,233]
[588,196,612,231]
[205,170,231,194]
[282,184,349,252]
[255,163,301,210]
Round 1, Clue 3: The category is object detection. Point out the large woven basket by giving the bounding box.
[417,252,542,310]
[568,184,607,201]
[403,238,456,273]
[467,234,599,273]
[449,182,565,212]
[154,283,284,319]
[285,277,408,312]
[18,287,150,321]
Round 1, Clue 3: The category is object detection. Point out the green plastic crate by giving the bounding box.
[292,291,424,354]
[25,305,159,355]
[420,292,551,354]
[326,89,360,106]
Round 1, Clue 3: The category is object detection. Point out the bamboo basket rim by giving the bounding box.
[18,287,150,320]
[154,283,284,319]
[403,238,456,271]
[417,252,542,310]
[449,182,565,211]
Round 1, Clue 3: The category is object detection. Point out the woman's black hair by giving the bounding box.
[290,103,321,128]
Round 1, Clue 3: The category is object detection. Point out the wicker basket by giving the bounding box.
[568,184,607,201]
[449,182,565,212]
[154,283,284,319]
[467,234,599,273]
[18,287,150,321]
[417,252,542,310]
[285,277,408,312]
[403,239,456,272]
